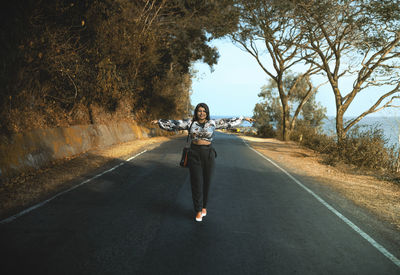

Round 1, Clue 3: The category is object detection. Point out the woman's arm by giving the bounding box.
[214,116,254,129]
[151,119,192,131]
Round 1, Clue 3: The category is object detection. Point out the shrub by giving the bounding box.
[296,123,397,171]
[291,124,336,153]
[337,126,396,170]
[257,124,276,138]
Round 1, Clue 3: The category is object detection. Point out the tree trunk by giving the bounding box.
[282,99,291,141]
[336,110,345,149]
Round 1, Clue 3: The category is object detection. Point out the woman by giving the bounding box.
[151,103,254,222]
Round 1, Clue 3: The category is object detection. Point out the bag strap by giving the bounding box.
[186,121,194,144]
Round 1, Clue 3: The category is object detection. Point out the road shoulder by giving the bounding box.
[0,135,182,220]
[239,135,400,257]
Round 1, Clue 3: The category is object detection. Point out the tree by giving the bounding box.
[230,0,322,140]
[253,74,326,137]
[0,0,238,135]
[295,0,400,144]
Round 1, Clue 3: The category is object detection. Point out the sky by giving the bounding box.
[191,38,400,118]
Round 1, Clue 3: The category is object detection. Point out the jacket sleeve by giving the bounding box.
[214,116,244,129]
[157,118,192,131]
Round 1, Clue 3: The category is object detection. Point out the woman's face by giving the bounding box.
[197,107,207,121]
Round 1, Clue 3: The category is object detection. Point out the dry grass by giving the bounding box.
[0,135,179,219]
[240,135,400,230]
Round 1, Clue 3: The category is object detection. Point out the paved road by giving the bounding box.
[1,132,399,274]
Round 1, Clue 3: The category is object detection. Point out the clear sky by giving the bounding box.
[191,38,400,118]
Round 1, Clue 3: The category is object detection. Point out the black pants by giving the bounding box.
[188,144,216,212]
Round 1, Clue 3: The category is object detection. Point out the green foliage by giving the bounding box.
[253,74,326,138]
[252,85,280,131]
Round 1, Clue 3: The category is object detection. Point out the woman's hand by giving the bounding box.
[151,120,158,125]
[245,117,255,122]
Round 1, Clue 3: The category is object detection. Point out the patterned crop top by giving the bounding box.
[157,117,245,142]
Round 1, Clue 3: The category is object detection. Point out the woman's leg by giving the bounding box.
[188,149,203,213]
[201,148,215,210]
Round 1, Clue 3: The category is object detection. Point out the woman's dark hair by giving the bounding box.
[193,103,210,121]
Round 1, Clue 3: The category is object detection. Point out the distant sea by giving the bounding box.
[322,116,400,148]
[212,115,400,148]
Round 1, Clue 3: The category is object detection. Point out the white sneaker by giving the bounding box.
[195,212,203,222]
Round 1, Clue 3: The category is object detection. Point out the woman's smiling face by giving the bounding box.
[197,107,207,122]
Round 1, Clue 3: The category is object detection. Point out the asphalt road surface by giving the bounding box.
[1,132,399,275]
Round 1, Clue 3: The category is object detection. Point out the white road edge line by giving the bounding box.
[241,139,400,269]
[0,150,147,225]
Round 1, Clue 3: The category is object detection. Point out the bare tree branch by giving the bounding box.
[344,84,400,133]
